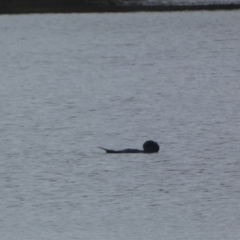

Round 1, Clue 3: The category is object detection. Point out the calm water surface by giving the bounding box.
[0,11,240,240]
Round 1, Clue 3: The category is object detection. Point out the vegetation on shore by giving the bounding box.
[1,0,240,14]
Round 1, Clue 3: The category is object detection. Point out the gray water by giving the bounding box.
[134,0,240,5]
[1,11,240,240]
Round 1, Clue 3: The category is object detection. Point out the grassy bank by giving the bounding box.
[1,1,240,14]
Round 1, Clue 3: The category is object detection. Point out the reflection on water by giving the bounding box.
[0,11,240,240]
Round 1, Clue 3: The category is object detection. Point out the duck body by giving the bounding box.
[99,140,159,154]
[99,148,144,153]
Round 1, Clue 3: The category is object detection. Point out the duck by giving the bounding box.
[99,140,159,153]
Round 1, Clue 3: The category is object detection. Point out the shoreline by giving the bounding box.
[1,3,240,14]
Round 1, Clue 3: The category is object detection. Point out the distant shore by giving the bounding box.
[1,2,240,14]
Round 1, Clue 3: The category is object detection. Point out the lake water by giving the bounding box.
[1,11,240,240]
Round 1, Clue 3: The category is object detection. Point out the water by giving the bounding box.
[134,0,240,5]
[1,11,240,240]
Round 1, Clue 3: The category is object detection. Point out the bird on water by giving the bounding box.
[99,140,159,153]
